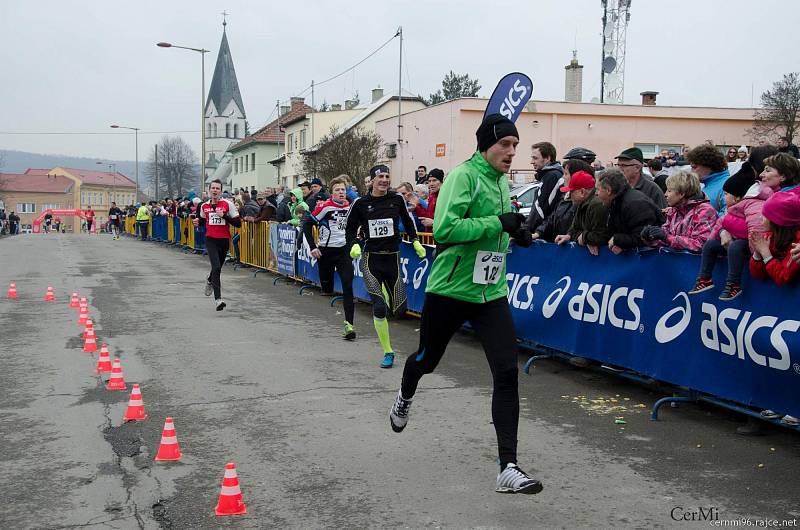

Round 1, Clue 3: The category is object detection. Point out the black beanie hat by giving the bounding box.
[722,161,756,198]
[427,168,445,182]
[476,113,519,152]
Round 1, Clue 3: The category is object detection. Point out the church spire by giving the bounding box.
[205,16,245,118]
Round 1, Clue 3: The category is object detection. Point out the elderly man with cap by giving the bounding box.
[408,168,444,229]
[344,164,426,368]
[388,113,542,495]
[615,147,667,208]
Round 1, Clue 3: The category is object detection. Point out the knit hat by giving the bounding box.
[369,164,390,178]
[738,145,748,153]
[722,162,756,197]
[476,113,519,152]
[427,168,445,182]
[615,147,644,163]
[762,192,800,227]
[310,178,323,186]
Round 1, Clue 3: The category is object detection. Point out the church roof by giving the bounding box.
[206,28,245,117]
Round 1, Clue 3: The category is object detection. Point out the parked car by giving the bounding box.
[510,182,541,218]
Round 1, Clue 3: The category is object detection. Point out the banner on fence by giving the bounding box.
[273,223,298,276]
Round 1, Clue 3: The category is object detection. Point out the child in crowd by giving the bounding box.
[641,170,717,252]
[749,192,800,286]
[689,163,771,300]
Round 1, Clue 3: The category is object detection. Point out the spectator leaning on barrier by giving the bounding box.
[749,192,800,286]
[276,188,302,223]
[687,144,730,214]
[525,159,593,243]
[554,169,609,256]
[412,168,443,230]
[689,163,768,301]
[640,170,718,252]
[614,147,667,209]
[240,191,260,218]
[527,141,564,233]
[596,168,665,254]
[252,192,277,222]
[396,181,426,233]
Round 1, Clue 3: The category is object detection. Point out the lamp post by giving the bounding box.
[110,124,139,202]
[157,41,209,195]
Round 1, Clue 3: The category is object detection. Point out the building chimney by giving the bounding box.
[331,103,342,111]
[345,99,358,110]
[280,105,290,116]
[640,91,659,106]
[371,87,384,103]
[564,50,583,103]
[290,96,305,109]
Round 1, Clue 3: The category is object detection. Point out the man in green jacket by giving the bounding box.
[135,203,150,241]
[388,113,543,495]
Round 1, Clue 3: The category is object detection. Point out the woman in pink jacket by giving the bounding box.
[689,163,771,301]
[641,171,718,252]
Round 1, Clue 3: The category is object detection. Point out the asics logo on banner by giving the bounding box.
[499,80,530,121]
[655,292,800,371]
[506,273,539,310]
[541,276,644,331]
[400,257,430,290]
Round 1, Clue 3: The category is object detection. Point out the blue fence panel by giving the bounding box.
[194,226,206,251]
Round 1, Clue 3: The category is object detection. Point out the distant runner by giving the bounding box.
[108,202,123,240]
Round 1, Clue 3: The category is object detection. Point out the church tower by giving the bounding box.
[204,17,246,181]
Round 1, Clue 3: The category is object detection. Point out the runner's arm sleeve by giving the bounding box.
[302,215,317,250]
[433,173,501,244]
[397,196,418,240]
[344,198,362,248]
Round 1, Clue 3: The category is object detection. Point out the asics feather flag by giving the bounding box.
[483,72,533,123]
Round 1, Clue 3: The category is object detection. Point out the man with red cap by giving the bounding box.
[554,170,610,255]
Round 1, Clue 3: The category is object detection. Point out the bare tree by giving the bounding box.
[145,136,198,198]
[749,72,800,142]
[301,126,382,194]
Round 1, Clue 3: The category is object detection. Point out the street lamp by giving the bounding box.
[110,124,139,202]
[157,41,209,195]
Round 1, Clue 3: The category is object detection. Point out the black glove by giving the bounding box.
[498,212,525,234]
[641,225,667,241]
[513,227,533,248]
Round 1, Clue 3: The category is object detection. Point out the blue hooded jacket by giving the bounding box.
[701,168,730,215]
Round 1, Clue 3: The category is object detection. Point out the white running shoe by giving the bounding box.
[496,463,543,494]
[389,390,413,433]
[204,281,213,297]
[215,299,226,311]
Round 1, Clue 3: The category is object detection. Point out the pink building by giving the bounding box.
[375,97,756,183]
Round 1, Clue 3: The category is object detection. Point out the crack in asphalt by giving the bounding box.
[179,384,460,407]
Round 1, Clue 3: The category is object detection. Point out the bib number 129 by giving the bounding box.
[472,251,504,285]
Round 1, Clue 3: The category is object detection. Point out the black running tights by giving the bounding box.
[205,236,229,299]
[401,293,520,466]
[318,246,355,323]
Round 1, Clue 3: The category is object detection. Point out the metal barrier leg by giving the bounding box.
[273,276,289,285]
[651,395,696,421]
[330,295,343,307]
[523,354,553,375]
[299,285,314,295]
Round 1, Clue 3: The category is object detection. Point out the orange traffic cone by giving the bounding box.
[155,417,182,461]
[79,296,88,308]
[96,343,112,373]
[78,305,89,326]
[214,463,247,516]
[82,319,94,339]
[7,283,17,299]
[105,357,127,390]
[122,384,147,421]
[83,326,97,353]
[69,292,79,308]
[44,286,55,302]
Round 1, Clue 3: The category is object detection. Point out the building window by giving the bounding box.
[213,123,218,137]
[288,133,294,152]
[251,153,255,171]
[234,123,239,138]
[234,158,238,174]
[634,143,684,160]
[207,123,212,137]
[300,129,306,150]
[18,203,35,213]
[226,123,231,138]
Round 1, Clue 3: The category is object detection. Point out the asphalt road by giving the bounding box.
[1,233,799,530]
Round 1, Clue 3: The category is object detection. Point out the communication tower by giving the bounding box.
[600,0,631,103]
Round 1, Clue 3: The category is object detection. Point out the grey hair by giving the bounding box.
[597,168,629,195]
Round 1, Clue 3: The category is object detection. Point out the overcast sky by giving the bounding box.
[2,0,798,163]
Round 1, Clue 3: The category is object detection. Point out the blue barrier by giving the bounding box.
[273,221,800,420]
[152,216,168,241]
[172,217,181,244]
[194,226,206,253]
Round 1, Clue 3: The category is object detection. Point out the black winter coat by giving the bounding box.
[606,187,665,249]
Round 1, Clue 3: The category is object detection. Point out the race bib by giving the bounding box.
[368,218,394,238]
[208,213,225,226]
[472,251,505,285]
[110,215,117,220]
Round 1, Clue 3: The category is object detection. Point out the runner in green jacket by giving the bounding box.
[389,113,542,495]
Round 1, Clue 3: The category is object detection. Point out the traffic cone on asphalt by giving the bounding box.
[214,463,247,516]
[78,305,89,326]
[96,343,112,373]
[83,326,97,353]
[122,384,147,421]
[82,319,94,339]
[105,357,127,390]
[44,286,55,302]
[79,297,88,309]
[154,417,182,461]
[69,292,79,308]
[7,283,17,299]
